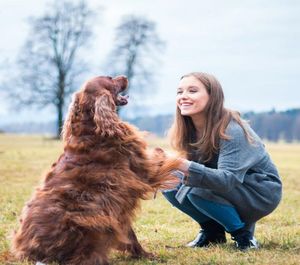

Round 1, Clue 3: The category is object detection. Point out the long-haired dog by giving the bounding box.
[11,76,180,265]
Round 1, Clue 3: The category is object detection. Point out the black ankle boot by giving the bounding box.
[231,228,259,251]
[186,220,226,248]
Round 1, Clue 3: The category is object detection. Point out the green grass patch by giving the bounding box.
[0,135,299,264]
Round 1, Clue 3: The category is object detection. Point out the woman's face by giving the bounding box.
[176,76,210,117]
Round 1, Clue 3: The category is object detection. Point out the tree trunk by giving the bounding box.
[57,102,63,139]
[56,72,65,138]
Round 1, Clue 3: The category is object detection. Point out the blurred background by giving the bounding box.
[0,0,299,141]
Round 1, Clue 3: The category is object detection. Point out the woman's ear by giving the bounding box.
[61,92,81,141]
[94,92,121,137]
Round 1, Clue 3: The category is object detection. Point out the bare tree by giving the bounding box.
[7,0,95,137]
[106,15,164,115]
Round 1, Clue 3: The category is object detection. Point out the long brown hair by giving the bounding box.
[168,72,252,162]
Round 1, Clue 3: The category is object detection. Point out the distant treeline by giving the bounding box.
[1,108,300,142]
[127,108,300,142]
[243,108,300,142]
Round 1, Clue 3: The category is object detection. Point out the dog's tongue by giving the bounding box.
[117,94,129,106]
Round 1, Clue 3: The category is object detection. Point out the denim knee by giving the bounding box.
[186,193,245,232]
[162,189,178,206]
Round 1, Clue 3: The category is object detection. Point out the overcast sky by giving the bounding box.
[0,0,299,123]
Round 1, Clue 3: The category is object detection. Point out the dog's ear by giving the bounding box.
[61,92,81,141]
[94,92,123,137]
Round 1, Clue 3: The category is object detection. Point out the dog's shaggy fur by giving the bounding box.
[11,76,180,265]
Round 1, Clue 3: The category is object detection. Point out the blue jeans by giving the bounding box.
[163,189,245,233]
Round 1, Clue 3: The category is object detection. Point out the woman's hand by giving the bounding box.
[164,151,191,176]
[177,158,191,175]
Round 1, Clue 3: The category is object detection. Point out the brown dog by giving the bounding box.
[11,76,180,265]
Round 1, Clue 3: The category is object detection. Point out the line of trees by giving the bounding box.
[128,109,300,142]
[1,0,164,138]
[2,109,300,142]
[243,109,300,142]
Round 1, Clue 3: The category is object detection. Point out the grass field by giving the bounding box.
[0,134,299,265]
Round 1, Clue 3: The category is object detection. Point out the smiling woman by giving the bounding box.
[163,72,282,251]
[177,76,210,120]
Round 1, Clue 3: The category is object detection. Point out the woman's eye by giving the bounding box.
[177,91,183,95]
[189,90,198,93]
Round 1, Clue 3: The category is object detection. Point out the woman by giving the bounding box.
[163,72,282,251]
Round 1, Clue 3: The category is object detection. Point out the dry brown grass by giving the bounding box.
[0,135,299,265]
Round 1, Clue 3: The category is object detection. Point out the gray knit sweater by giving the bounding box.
[176,120,282,223]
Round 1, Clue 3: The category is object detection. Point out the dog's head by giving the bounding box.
[62,75,129,141]
[83,76,129,107]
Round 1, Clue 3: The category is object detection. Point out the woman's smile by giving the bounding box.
[180,102,193,108]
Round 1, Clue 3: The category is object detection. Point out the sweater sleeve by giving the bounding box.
[185,122,264,192]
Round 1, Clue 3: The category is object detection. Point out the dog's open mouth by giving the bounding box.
[114,76,129,106]
[116,94,129,106]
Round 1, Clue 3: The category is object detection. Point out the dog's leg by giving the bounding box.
[121,227,154,259]
[66,239,111,265]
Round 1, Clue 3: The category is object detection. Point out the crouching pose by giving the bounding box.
[163,72,282,250]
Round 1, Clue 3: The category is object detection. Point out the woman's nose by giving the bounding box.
[179,90,189,99]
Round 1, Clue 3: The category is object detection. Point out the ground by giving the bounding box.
[0,134,299,265]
